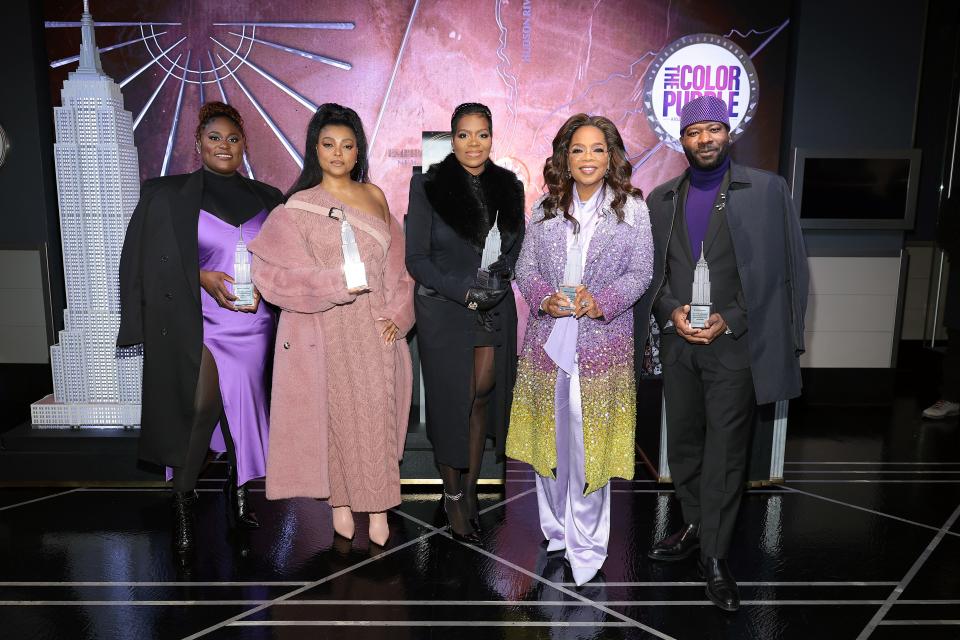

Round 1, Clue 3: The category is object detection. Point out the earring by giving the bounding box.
[604,165,610,177]
[195,144,201,154]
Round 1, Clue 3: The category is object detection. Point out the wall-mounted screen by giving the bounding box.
[791,149,921,229]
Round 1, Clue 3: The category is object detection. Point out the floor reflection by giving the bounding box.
[0,395,958,638]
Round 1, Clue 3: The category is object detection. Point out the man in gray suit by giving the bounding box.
[634,96,809,611]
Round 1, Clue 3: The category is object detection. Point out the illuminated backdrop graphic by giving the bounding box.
[43,0,790,218]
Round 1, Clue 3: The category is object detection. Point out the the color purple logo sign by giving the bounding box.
[643,33,758,152]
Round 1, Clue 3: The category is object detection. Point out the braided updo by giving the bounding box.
[450,102,492,134]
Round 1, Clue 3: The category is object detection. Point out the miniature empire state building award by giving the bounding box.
[339,210,368,290]
[232,226,255,307]
[477,211,502,289]
[559,234,584,312]
[689,242,713,329]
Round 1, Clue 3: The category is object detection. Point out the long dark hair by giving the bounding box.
[286,103,369,198]
[541,114,642,230]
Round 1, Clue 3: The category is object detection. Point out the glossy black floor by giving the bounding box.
[1,396,959,639]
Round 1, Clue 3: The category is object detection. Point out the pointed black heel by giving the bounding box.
[225,466,260,529]
[443,490,481,545]
[469,516,483,534]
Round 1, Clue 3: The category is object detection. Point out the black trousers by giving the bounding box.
[661,334,755,559]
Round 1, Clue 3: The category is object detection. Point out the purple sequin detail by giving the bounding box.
[514,194,655,378]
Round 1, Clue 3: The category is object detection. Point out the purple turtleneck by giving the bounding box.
[685,156,730,260]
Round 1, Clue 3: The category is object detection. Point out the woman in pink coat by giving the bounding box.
[248,104,415,546]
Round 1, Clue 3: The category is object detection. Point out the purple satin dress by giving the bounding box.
[197,208,274,485]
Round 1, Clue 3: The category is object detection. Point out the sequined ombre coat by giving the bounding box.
[506,191,654,493]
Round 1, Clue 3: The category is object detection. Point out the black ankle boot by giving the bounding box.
[225,466,260,529]
[171,490,198,554]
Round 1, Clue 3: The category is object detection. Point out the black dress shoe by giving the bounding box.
[470,516,483,534]
[171,490,198,555]
[699,556,740,612]
[647,523,700,562]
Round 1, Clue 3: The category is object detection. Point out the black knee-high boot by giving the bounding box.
[171,490,198,554]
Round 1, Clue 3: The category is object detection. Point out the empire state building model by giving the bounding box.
[31,1,142,427]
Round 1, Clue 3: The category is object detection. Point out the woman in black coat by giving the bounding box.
[117,102,284,556]
[405,103,525,543]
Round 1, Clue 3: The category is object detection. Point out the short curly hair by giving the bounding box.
[195,101,245,143]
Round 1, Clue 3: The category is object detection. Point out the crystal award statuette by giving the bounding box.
[689,242,712,329]
[338,209,368,291]
[477,211,502,289]
[232,225,255,307]
[559,234,583,312]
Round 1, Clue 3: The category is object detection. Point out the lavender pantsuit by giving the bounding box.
[507,191,653,570]
[536,364,611,568]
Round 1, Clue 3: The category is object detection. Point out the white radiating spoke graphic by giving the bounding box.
[132,52,182,130]
[747,19,789,59]
[369,0,419,152]
[161,50,191,177]
[207,50,228,100]
[145,24,252,79]
[207,50,255,179]
[211,36,318,111]
[119,36,186,88]
[226,32,351,70]
[48,11,357,180]
[212,22,354,29]
[45,20,178,27]
[50,32,168,68]
[197,56,204,104]
[215,52,303,168]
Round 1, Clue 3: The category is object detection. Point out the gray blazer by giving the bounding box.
[634,161,810,404]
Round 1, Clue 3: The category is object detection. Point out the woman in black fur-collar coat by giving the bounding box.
[405,103,525,543]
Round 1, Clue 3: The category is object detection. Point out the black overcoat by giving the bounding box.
[117,169,284,467]
[405,154,525,466]
[633,161,809,404]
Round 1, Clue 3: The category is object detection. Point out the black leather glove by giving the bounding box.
[464,286,508,311]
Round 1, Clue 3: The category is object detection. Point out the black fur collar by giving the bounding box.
[423,153,525,249]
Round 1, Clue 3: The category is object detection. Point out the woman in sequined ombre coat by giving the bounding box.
[506,114,653,585]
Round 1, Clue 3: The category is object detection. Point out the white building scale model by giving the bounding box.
[31,1,143,427]
[692,243,711,307]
